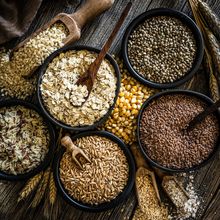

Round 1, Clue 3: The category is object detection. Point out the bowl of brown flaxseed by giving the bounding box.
[122,8,204,89]
[137,90,220,172]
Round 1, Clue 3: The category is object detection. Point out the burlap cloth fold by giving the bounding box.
[0,0,43,44]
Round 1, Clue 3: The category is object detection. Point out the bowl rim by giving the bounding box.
[121,8,204,89]
[53,130,135,212]
[0,99,56,181]
[137,90,220,173]
[37,45,121,131]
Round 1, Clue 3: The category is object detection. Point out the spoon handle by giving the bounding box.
[89,2,132,74]
[187,99,220,130]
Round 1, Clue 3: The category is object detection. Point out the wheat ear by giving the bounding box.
[198,0,220,41]
[49,173,57,206]
[18,172,43,202]
[31,168,50,208]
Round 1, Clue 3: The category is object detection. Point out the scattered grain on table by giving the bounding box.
[168,173,201,219]
[102,57,155,145]
[128,16,197,84]
[0,22,68,99]
[41,50,117,127]
[60,135,129,205]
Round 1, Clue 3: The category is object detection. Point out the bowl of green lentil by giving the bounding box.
[122,8,204,89]
[37,45,121,131]
[137,90,220,172]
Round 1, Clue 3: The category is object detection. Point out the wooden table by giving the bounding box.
[1,0,220,219]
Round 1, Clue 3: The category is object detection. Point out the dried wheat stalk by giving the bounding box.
[188,0,220,101]
[49,173,57,206]
[18,172,43,202]
[203,54,220,101]
[31,168,50,208]
[207,29,220,75]
[198,0,220,41]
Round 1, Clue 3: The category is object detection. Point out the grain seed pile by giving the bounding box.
[133,168,168,220]
[0,22,68,99]
[41,50,117,127]
[128,16,197,83]
[140,94,219,169]
[0,106,50,175]
[167,174,201,219]
[59,135,129,205]
[103,58,155,144]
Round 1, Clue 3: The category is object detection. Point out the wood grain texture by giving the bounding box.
[1,0,220,219]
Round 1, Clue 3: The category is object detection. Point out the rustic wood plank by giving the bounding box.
[1,0,220,219]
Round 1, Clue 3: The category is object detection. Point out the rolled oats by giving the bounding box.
[40,49,117,127]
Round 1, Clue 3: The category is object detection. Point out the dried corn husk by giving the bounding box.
[198,0,220,41]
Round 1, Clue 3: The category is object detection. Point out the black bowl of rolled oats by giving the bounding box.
[137,90,220,172]
[0,99,55,181]
[122,8,204,89]
[37,45,120,131]
[54,130,135,212]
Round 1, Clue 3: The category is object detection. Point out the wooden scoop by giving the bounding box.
[75,2,132,105]
[61,135,91,169]
[186,98,220,131]
[131,144,191,209]
[130,144,161,205]
[11,0,114,56]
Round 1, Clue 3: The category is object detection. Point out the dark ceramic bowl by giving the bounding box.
[37,45,120,131]
[122,8,204,89]
[0,99,55,181]
[54,131,135,212]
[137,90,220,172]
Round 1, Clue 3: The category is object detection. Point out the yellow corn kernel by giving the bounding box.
[119,92,124,97]
[131,109,138,115]
[114,107,119,113]
[131,97,136,103]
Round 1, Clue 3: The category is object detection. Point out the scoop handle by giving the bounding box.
[71,0,114,29]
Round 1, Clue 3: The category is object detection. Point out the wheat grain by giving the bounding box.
[198,0,220,41]
[31,168,50,208]
[49,173,57,205]
[18,172,43,202]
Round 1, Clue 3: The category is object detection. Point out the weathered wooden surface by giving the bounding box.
[1,0,220,219]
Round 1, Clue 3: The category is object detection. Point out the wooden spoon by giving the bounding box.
[75,2,132,105]
[10,0,114,62]
[186,98,220,131]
